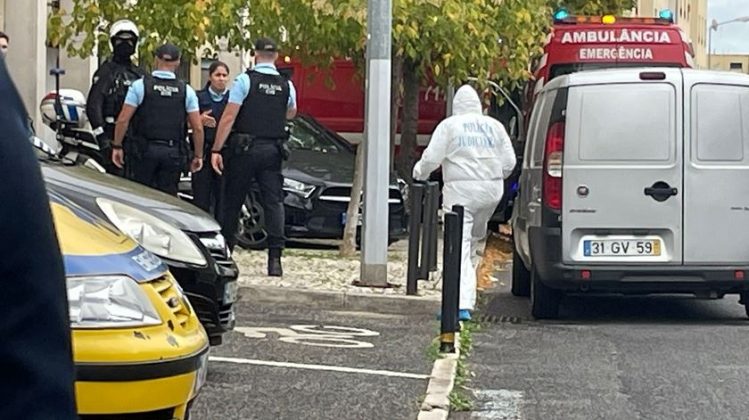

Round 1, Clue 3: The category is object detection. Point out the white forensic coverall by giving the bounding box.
[413,85,516,311]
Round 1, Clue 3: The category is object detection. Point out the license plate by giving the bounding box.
[583,239,661,257]
[223,281,239,304]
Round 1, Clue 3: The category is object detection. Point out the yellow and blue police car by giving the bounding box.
[50,192,208,419]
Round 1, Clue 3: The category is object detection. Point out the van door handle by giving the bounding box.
[644,181,678,202]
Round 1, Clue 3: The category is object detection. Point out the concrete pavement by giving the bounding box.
[191,295,441,420]
[452,272,749,420]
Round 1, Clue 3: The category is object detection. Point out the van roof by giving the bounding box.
[542,68,749,92]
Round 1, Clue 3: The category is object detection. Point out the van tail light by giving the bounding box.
[543,121,565,211]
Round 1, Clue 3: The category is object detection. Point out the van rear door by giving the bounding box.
[683,72,749,264]
[562,69,683,265]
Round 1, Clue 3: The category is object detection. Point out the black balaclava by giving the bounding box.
[112,36,136,63]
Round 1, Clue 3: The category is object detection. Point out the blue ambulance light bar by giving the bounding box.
[553,7,570,22]
[658,8,674,23]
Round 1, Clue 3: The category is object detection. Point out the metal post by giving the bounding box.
[452,205,465,332]
[419,182,437,280]
[360,0,393,286]
[440,210,460,353]
[406,183,425,295]
[428,182,440,271]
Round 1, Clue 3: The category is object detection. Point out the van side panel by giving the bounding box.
[684,81,749,264]
[562,78,683,265]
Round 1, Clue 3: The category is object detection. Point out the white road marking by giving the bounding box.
[209,356,429,380]
[235,325,380,348]
[471,390,525,420]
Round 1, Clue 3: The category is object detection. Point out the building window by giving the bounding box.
[730,62,743,72]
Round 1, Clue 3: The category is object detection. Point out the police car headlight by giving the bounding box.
[283,178,316,199]
[96,198,207,266]
[66,276,161,329]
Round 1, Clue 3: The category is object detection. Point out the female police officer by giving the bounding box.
[192,61,230,216]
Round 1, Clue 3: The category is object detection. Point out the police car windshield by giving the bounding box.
[287,118,341,154]
[549,62,681,80]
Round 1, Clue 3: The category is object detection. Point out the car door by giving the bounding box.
[683,72,749,264]
[562,69,684,265]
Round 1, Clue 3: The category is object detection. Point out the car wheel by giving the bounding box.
[530,267,561,319]
[511,244,531,297]
[236,195,268,250]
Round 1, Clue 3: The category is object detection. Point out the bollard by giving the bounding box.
[440,211,461,353]
[427,182,440,272]
[451,205,465,332]
[406,183,425,296]
[419,181,438,280]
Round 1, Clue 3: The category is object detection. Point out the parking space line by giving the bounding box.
[209,356,430,380]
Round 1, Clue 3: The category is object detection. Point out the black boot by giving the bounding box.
[268,248,283,277]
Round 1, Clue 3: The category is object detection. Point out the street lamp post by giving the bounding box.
[708,16,749,70]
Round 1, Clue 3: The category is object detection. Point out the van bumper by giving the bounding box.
[528,226,749,294]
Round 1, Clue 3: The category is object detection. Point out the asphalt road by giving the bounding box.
[190,298,438,420]
[452,275,749,420]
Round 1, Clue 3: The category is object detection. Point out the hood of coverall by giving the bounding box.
[452,85,483,116]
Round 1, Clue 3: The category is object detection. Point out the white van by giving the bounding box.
[511,68,749,319]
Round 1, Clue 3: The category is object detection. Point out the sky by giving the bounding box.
[708,0,749,54]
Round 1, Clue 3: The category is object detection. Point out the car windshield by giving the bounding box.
[287,118,341,154]
[549,62,682,80]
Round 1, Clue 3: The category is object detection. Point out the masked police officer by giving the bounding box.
[111,43,204,195]
[86,19,145,175]
[211,37,297,277]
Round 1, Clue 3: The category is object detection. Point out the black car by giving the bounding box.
[179,114,409,249]
[34,139,238,345]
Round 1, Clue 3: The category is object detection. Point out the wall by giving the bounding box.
[4,0,48,138]
[708,54,749,74]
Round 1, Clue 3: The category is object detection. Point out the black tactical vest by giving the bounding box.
[234,70,290,139]
[135,75,187,142]
[104,63,143,123]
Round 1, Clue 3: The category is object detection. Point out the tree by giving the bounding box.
[391,0,552,181]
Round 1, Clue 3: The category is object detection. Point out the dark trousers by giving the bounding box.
[192,151,223,217]
[219,140,285,250]
[91,125,126,177]
[128,142,183,195]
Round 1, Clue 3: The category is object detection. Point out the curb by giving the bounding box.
[417,332,461,420]
[239,285,441,315]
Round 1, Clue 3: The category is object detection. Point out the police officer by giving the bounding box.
[211,37,297,277]
[192,61,230,216]
[86,19,145,175]
[111,43,204,195]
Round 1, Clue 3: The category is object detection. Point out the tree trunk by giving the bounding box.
[396,58,420,183]
[339,139,364,257]
[389,54,403,174]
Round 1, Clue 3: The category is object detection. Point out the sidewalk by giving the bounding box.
[232,238,444,301]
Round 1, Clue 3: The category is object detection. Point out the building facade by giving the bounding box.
[708,54,749,74]
[633,0,708,68]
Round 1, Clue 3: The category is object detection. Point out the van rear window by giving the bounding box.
[691,84,749,163]
[573,83,675,162]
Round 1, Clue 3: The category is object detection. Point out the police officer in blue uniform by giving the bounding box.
[86,19,145,175]
[211,37,297,276]
[111,43,204,195]
[193,61,230,216]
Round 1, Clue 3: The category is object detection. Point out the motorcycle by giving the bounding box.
[39,89,108,171]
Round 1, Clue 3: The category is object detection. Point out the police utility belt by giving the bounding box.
[228,132,290,160]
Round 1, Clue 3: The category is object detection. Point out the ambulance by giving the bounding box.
[523,8,695,119]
